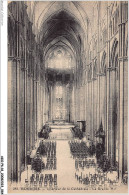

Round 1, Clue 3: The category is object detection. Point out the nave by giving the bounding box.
[10,126,126,193]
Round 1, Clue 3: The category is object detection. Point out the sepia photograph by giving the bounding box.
[7,1,128,193]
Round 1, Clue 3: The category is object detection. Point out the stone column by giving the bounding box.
[36,80,40,133]
[110,68,116,166]
[16,59,21,182]
[106,69,110,155]
[87,81,89,134]
[91,63,94,140]
[106,5,110,155]
[35,79,38,141]
[73,81,76,123]
[43,82,46,124]
[16,4,21,180]
[86,71,88,137]
[123,58,128,174]
[50,85,52,122]
[97,75,100,131]
[84,71,87,132]
[24,54,27,166]
[107,68,113,162]
[30,75,33,151]
[104,73,107,153]
[92,77,97,142]
[118,3,127,180]
[8,58,15,181]
[118,58,124,180]
[97,3,100,130]
[9,59,17,181]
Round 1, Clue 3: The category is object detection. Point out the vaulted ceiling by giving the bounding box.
[25,2,92,80]
[40,10,85,69]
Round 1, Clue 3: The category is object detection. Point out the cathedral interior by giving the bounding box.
[8,1,128,191]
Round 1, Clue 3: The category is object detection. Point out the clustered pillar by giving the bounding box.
[73,1,128,181]
[8,2,46,182]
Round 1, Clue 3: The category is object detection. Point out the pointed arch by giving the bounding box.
[101,51,106,74]
[35,2,88,34]
[45,42,75,61]
[88,64,92,81]
[110,38,118,67]
[125,36,128,56]
[93,58,97,78]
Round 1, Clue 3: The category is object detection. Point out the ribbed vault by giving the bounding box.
[38,9,87,79]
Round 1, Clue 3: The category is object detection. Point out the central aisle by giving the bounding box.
[56,140,83,188]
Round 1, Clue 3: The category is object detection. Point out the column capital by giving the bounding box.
[118,21,126,27]
[92,77,97,81]
[8,56,21,61]
[21,67,28,71]
[28,73,33,78]
[33,78,37,82]
[97,72,106,76]
[107,67,117,71]
[8,56,15,61]
[118,56,128,61]
[87,80,92,83]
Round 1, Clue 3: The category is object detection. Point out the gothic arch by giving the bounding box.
[39,9,85,48]
[125,36,128,56]
[93,58,97,78]
[45,43,75,62]
[110,38,118,67]
[101,51,106,74]
[36,2,88,34]
[88,64,92,81]
[44,40,75,58]
[8,16,16,57]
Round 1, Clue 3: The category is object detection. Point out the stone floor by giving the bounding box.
[49,128,73,140]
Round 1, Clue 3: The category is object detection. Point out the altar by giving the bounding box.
[53,119,66,124]
[53,108,67,123]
